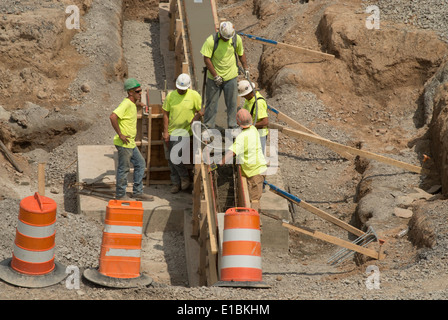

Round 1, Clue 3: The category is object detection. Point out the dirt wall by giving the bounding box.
[428,60,448,195]
[260,4,447,125]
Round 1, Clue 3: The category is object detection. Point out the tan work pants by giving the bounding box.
[246,174,265,211]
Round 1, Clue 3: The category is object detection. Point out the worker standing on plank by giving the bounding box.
[163,73,203,194]
[200,21,249,131]
[110,78,154,201]
[237,80,269,155]
[220,108,267,211]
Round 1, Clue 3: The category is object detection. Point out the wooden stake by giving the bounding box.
[268,106,353,159]
[38,162,46,196]
[0,139,23,173]
[270,123,428,175]
[282,222,383,260]
[269,189,364,237]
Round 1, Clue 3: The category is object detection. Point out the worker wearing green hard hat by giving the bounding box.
[109,78,154,201]
[123,78,141,92]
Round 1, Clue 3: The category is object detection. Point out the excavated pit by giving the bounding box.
[254,2,448,254]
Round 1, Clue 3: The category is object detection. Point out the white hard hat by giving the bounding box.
[176,73,191,90]
[219,21,235,40]
[238,80,255,97]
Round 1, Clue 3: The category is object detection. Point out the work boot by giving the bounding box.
[181,177,190,191]
[131,193,154,201]
[170,184,181,194]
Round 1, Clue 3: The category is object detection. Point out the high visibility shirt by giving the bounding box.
[113,98,137,149]
[243,91,269,137]
[229,125,267,178]
[200,34,244,82]
[162,89,202,137]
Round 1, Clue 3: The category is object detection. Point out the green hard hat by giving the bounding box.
[124,78,141,91]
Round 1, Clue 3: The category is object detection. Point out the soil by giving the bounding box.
[0,0,448,304]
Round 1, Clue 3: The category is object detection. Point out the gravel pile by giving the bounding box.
[362,0,448,42]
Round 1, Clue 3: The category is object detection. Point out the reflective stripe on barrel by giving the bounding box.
[220,207,263,282]
[99,200,144,279]
[11,193,57,275]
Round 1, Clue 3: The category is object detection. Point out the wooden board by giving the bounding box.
[271,123,428,175]
[145,90,171,185]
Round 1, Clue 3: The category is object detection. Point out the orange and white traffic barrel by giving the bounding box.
[214,207,269,288]
[83,199,152,288]
[0,192,67,288]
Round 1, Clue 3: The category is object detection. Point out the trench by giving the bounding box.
[120,0,190,286]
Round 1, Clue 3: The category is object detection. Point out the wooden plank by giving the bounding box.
[271,123,428,175]
[184,208,200,287]
[268,106,352,159]
[175,18,182,77]
[200,162,218,255]
[192,163,201,236]
[146,90,171,184]
[236,166,250,208]
[206,240,218,286]
[210,0,219,31]
[282,222,384,260]
[38,162,46,196]
[199,199,208,286]
[240,33,335,59]
[177,0,190,78]
[269,188,364,237]
[268,107,318,136]
[182,62,189,75]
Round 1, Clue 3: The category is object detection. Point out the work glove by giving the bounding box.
[214,75,223,87]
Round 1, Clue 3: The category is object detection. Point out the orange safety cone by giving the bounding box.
[83,199,152,288]
[0,192,67,288]
[214,207,269,288]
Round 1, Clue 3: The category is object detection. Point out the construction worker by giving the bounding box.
[237,80,269,155]
[163,73,203,194]
[110,78,154,201]
[200,21,249,131]
[220,108,267,210]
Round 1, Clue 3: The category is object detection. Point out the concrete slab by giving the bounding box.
[183,0,228,130]
[77,145,191,232]
[159,3,176,90]
[260,166,290,251]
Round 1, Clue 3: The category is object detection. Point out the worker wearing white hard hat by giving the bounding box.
[163,73,202,193]
[237,80,269,155]
[219,21,236,40]
[175,73,191,90]
[200,21,249,130]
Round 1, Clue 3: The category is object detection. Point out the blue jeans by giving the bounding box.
[115,145,146,197]
[203,77,238,129]
[166,137,190,185]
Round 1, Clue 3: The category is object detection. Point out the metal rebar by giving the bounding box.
[327,227,377,266]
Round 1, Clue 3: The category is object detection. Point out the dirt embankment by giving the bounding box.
[0,0,129,200]
[253,0,447,232]
[226,0,448,263]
